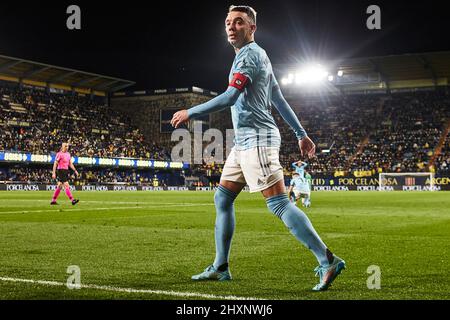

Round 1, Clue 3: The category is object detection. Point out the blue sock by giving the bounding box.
[213,185,238,269]
[266,193,330,266]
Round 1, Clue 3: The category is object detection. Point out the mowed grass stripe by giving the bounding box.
[0,203,214,215]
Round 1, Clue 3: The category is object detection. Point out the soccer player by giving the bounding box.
[288,171,311,208]
[50,142,79,205]
[292,160,307,175]
[170,5,345,291]
[290,160,312,207]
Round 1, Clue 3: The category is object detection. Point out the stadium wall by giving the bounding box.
[0,184,188,191]
[0,151,187,169]
[2,175,449,191]
[308,175,450,191]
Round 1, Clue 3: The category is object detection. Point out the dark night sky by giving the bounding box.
[0,0,449,92]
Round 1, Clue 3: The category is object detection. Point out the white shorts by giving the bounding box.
[221,147,284,193]
[294,190,310,199]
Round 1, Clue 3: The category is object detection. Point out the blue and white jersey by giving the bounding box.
[290,175,310,192]
[229,42,281,150]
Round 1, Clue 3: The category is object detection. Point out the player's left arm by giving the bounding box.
[287,184,294,194]
[271,84,316,158]
[69,159,79,177]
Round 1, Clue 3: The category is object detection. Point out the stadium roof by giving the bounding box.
[0,54,135,93]
[332,51,450,82]
[276,51,450,89]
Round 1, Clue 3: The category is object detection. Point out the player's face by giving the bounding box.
[62,144,68,152]
[225,11,255,49]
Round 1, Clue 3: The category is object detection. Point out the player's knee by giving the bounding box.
[214,185,237,210]
[266,193,290,219]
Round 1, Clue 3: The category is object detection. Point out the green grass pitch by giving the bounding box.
[0,191,449,300]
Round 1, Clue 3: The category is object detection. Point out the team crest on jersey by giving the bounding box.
[237,59,248,69]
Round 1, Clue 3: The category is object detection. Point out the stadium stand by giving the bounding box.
[0,82,170,160]
[188,88,449,179]
[1,53,449,187]
[276,89,450,176]
[2,81,449,186]
[0,81,450,185]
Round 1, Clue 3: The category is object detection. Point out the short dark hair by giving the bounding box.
[228,5,257,25]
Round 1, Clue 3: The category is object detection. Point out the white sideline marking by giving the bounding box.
[0,276,264,300]
[0,203,214,215]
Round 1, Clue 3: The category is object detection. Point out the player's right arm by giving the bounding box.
[52,159,58,179]
[171,47,258,129]
[170,86,241,128]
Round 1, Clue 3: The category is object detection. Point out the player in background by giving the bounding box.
[170,5,345,291]
[292,160,307,175]
[290,160,312,207]
[288,171,311,207]
[50,142,79,205]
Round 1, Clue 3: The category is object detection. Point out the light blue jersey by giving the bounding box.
[291,162,310,193]
[229,42,281,150]
[187,42,307,149]
[290,175,310,192]
[292,161,308,175]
